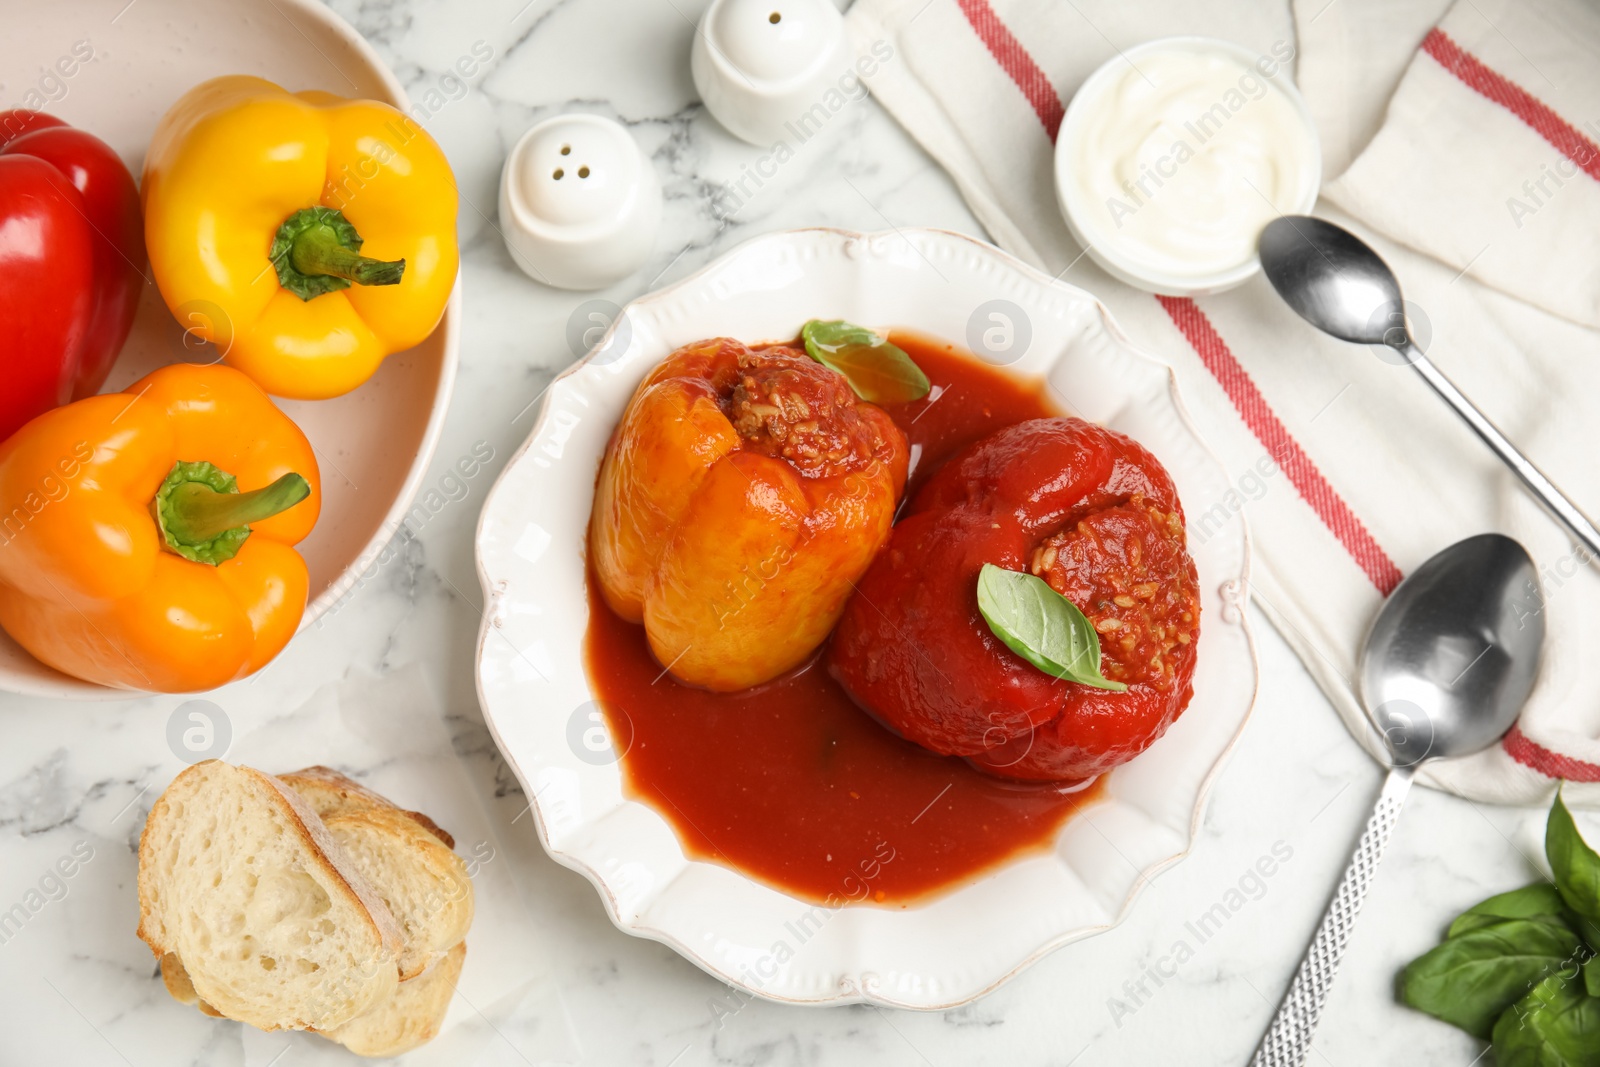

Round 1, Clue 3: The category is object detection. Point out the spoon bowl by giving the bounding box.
[1361,533,1542,767]
[1259,216,1412,347]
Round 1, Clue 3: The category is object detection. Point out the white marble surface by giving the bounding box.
[0,0,1567,1063]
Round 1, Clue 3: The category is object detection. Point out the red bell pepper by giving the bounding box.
[0,110,145,442]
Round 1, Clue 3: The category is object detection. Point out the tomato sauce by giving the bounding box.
[583,334,1106,905]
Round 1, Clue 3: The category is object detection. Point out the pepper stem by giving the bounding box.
[270,206,406,301]
[155,462,310,566]
[290,227,406,286]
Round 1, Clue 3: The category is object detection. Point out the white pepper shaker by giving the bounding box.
[691,0,851,146]
[498,114,662,291]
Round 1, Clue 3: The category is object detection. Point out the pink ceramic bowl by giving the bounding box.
[0,0,459,698]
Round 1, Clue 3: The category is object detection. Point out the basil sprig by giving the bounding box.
[800,319,931,405]
[1400,791,1600,1056]
[975,563,1126,692]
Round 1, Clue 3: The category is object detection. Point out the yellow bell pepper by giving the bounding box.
[141,75,459,400]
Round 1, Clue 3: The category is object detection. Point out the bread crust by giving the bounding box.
[160,953,223,1017]
[277,765,456,849]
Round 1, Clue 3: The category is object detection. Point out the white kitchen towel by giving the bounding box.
[846,0,1600,804]
[1324,0,1600,329]
[1289,0,1453,180]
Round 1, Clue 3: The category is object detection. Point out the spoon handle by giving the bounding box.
[1249,767,1414,1067]
[1404,344,1600,559]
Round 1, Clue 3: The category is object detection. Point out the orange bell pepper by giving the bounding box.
[590,338,908,691]
[0,364,320,691]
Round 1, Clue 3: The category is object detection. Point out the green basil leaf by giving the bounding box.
[802,319,881,350]
[801,319,931,405]
[1586,957,1600,999]
[975,563,1127,692]
[1450,884,1573,938]
[1572,911,1600,956]
[1492,971,1600,1066]
[1549,791,1600,924]
[1401,918,1586,1039]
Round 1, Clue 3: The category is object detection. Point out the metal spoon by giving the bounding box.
[1250,533,1543,1066]
[1258,216,1600,560]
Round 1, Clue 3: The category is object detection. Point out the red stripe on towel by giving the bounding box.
[1504,724,1600,783]
[954,0,1065,139]
[1422,28,1600,183]
[1156,296,1404,595]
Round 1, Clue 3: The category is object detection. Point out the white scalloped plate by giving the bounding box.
[474,228,1256,1009]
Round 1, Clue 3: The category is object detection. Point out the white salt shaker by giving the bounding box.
[691,0,851,146]
[498,114,663,291]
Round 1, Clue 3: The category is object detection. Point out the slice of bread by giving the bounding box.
[328,941,467,1057]
[322,807,475,981]
[278,766,456,849]
[137,761,402,1031]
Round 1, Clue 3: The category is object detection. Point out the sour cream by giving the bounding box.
[1055,38,1321,294]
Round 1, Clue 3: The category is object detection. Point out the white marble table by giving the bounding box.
[0,1,1554,1063]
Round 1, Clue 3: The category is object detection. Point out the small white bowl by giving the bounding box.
[499,114,662,291]
[1054,36,1321,296]
[691,0,851,146]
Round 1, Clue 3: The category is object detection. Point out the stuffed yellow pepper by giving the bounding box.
[590,337,909,692]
